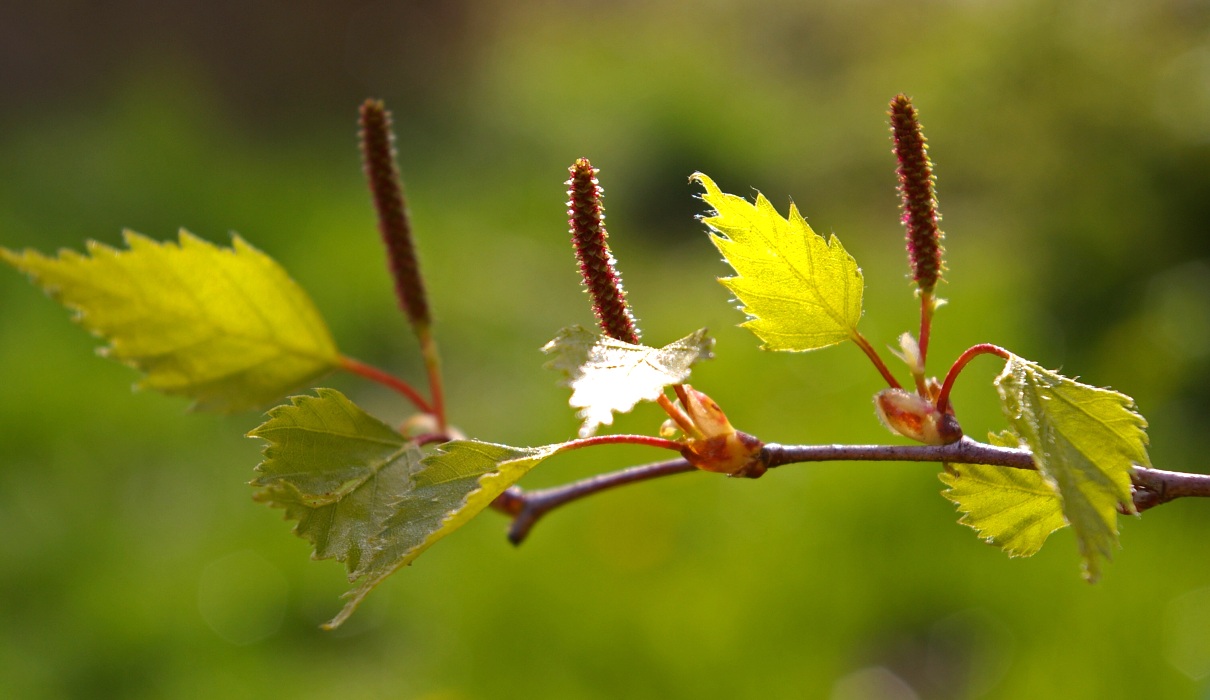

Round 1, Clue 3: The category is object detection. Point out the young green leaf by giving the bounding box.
[330,439,563,629]
[940,431,1067,557]
[250,390,565,628]
[692,173,864,352]
[2,231,340,411]
[995,356,1149,581]
[250,389,420,574]
[543,325,714,437]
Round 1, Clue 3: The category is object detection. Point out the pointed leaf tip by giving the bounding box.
[5,231,340,411]
[693,172,864,352]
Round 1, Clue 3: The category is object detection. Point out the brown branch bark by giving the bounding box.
[1130,466,1210,512]
[491,437,1210,544]
[495,458,696,545]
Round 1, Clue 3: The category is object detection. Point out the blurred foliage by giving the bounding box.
[3,0,1210,698]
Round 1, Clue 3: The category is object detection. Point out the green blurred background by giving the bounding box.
[2,1,1210,698]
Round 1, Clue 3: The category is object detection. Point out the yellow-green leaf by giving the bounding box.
[692,172,864,351]
[2,230,340,411]
[940,431,1067,557]
[250,389,566,629]
[543,325,714,437]
[995,355,1149,581]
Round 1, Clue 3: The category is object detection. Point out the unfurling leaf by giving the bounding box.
[2,231,340,411]
[672,385,766,478]
[250,389,565,628]
[692,172,864,352]
[543,325,714,437]
[940,431,1067,557]
[995,355,1149,581]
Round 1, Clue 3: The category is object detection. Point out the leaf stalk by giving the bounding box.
[851,330,903,389]
[339,355,434,414]
[935,343,1012,414]
[919,290,935,368]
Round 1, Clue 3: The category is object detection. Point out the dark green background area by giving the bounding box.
[3,1,1210,698]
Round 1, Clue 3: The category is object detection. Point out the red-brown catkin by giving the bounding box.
[567,158,641,344]
[360,99,431,330]
[890,95,944,294]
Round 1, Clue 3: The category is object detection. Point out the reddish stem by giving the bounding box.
[562,433,684,453]
[339,355,434,414]
[418,330,447,433]
[935,343,1012,414]
[919,291,934,367]
[413,432,455,447]
[851,331,903,389]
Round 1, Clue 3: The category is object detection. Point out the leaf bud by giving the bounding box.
[874,388,963,445]
[674,385,767,478]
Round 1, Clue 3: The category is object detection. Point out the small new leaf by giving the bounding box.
[2,231,340,411]
[692,173,864,351]
[250,390,565,629]
[940,431,1067,557]
[543,325,714,437]
[995,355,1149,581]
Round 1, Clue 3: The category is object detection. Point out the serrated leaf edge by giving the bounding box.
[322,440,568,629]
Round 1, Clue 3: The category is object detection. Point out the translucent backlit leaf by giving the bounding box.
[250,390,565,628]
[940,431,1067,557]
[995,355,1149,581]
[543,325,714,437]
[692,172,863,351]
[2,230,340,411]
